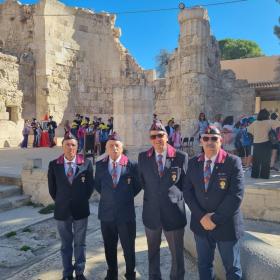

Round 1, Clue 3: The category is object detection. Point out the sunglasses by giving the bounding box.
[150,133,165,140]
[202,136,219,142]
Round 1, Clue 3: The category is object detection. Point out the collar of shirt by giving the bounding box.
[64,156,77,175]
[204,154,218,173]
[108,155,122,182]
[155,149,167,168]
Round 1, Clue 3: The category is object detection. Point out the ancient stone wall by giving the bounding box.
[0,0,36,119]
[154,7,255,136]
[0,52,24,147]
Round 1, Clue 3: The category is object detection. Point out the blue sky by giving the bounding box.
[1,0,279,69]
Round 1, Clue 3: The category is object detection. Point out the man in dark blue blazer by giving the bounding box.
[138,120,188,280]
[95,132,141,280]
[183,126,244,280]
[48,133,94,280]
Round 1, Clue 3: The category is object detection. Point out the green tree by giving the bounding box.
[155,49,172,78]
[219,38,263,60]
[275,0,280,40]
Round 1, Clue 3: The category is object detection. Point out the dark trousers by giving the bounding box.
[145,226,185,280]
[21,134,28,148]
[49,132,55,147]
[57,217,88,278]
[101,141,107,154]
[251,141,272,179]
[194,234,242,280]
[101,220,136,280]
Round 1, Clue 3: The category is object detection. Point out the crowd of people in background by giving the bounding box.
[21,109,280,180]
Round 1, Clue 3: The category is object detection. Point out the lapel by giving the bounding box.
[101,154,129,187]
[197,149,228,192]
[56,154,86,185]
[146,144,176,178]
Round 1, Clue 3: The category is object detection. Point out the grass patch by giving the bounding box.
[5,231,17,238]
[22,228,32,233]
[20,245,31,251]
[38,204,55,214]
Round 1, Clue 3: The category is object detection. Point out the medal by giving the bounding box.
[219,180,226,189]
[171,171,177,183]
[127,177,131,184]
[81,176,85,183]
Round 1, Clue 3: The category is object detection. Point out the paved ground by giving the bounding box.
[4,205,199,280]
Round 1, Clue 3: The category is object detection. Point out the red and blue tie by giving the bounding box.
[204,160,212,191]
[111,161,118,188]
[157,154,164,177]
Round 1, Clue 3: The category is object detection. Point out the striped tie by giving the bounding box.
[157,154,164,177]
[66,162,74,184]
[204,160,212,191]
[111,161,118,188]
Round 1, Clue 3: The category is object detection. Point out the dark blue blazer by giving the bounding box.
[138,144,188,231]
[48,154,94,221]
[183,149,244,241]
[95,154,141,224]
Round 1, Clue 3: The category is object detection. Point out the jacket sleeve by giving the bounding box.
[182,161,206,222]
[211,157,244,225]
[131,162,142,196]
[47,161,56,201]
[176,152,188,190]
[94,162,101,194]
[86,160,95,199]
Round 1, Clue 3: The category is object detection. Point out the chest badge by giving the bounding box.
[219,180,226,189]
[81,176,86,183]
[171,172,177,183]
[127,177,131,184]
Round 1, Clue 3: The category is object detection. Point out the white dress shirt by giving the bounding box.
[204,154,218,173]
[108,155,122,183]
[64,156,77,176]
[155,149,167,168]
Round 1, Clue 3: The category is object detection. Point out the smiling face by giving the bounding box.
[150,130,168,153]
[106,140,123,161]
[63,139,78,161]
[200,134,222,158]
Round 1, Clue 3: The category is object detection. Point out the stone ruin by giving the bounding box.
[0,0,255,149]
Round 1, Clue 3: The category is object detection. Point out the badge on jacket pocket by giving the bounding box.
[218,178,227,190]
[81,176,86,183]
[127,177,132,184]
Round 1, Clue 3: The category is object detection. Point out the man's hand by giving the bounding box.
[200,213,216,230]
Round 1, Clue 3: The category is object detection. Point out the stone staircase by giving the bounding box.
[0,175,30,213]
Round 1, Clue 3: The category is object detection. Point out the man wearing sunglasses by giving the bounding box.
[138,120,188,280]
[183,126,244,280]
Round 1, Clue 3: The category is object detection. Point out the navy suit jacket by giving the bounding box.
[95,154,141,224]
[183,149,244,241]
[138,144,188,231]
[48,154,94,221]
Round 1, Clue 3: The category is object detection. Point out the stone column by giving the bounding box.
[255,96,261,113]
[113,85,154,160]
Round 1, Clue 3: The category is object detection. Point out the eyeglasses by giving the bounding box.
[202,136,219,142]
[150,133,165,140]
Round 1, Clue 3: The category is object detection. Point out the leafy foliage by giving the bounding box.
[219,38,263,60]
[155,49,172,78]
[38,203,55,214]
[5,231,16,238]
[20,245,31,251]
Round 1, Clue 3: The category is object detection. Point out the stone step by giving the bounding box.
[0,185,21,199]
[0,175,21,187]
[0,195,30,213]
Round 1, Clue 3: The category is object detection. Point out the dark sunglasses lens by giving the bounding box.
[211,136,218,142]
[157,134,165,138]
[202,136,218,142]
[202,136,210,142]
[150,135,157,140]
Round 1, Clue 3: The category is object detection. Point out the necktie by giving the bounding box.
[111,161,118,188]
[67,162,74,184]
[204,160,212,191]
[157,154,164,177]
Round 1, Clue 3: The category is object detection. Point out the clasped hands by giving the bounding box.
[200,213,216,230]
